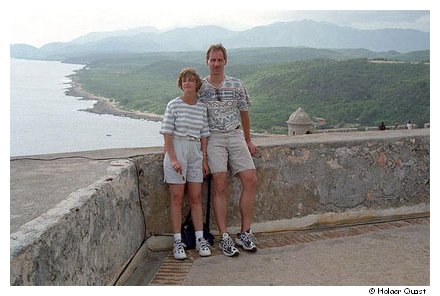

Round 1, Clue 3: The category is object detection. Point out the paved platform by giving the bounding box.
[124,217,430,286]
[10,147,162,233]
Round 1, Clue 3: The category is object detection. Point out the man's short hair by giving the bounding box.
[206,44,227,63]
[177,67,202,92]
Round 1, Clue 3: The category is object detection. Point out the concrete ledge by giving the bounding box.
[251,203,430,233]
[10,159,145,285]
[143,203,430,251]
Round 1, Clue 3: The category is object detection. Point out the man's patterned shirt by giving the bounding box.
[198,75,251,132]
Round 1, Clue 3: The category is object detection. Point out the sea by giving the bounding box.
[10,59,164,157]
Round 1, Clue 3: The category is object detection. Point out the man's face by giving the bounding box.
[207,50,226,75]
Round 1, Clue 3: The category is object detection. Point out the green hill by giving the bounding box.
[74,47,429,133]
[243,59,429,132]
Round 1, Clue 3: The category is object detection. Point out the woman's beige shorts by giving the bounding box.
[163,137,203,184]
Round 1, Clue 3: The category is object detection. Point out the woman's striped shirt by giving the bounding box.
[160,97,210,138]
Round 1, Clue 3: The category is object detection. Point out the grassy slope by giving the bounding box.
[75,48,429,133]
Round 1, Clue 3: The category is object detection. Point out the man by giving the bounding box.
[199,44,258,257]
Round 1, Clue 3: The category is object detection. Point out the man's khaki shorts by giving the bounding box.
[207,129,255,176]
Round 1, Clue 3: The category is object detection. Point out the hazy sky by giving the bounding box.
[9,0,431,48]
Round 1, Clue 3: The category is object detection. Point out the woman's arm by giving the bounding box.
[163,133,182,174]
[201,137,209,176]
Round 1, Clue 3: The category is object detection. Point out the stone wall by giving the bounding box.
[10,159,145,285]
[250,132,429,231]
[139,129,429,236]
[10,129,429,285]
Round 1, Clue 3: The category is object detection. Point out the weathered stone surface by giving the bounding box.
[10,129,430,284]
[139,130,429,234]
[10,160,145,285]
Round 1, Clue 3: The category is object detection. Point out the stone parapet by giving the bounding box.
[10,129,429,285]
[139,129,430,237]
[10,159,145,285]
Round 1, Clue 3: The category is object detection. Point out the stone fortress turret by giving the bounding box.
[286,107,313,135]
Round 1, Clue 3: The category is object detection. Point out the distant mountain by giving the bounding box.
[70,26,159,44]
[10,44,45,59]
[10,20,429,60]
[223,20,429,53]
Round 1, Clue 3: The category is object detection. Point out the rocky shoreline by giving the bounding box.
[65,81,163,122]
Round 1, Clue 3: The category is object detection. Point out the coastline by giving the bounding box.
[65,81,164,122]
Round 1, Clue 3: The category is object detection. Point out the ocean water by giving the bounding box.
[10,59,163,156]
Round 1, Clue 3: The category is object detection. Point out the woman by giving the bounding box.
[160,67,211,260]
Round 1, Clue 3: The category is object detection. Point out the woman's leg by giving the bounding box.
[188,181,211,256]
[169,183,185,233]
[187,182,203,232]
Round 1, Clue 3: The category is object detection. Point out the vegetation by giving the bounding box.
[74,47,429,133]
[245,59,429,132]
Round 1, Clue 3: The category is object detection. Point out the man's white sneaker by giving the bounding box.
[235,229,257,252]
[196,237,212,257]
[173,240,187,260]
[219,233,240,257]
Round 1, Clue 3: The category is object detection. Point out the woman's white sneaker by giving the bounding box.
[196,237,212,257]
[173,240,187,260]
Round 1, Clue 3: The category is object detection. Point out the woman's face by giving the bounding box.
[181,75,197,92]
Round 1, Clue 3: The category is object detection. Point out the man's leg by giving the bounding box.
[207,133,239,256]
[211,172,229,234]
[234,169,258,252]
[212,171,240,256]
[237,169,258,232]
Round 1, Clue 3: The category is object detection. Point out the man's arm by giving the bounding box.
[240,110,257,155]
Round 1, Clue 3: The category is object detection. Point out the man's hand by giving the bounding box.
[247,141,257,156]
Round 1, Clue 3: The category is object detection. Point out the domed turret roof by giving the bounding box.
[287,108,313,125]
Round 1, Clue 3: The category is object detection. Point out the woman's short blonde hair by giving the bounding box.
[177,67,202,92]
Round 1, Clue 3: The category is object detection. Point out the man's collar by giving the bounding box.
[205,75,227,86]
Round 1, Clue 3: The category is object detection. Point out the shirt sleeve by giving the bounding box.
[159,101,175,135]
[200,105,210,138]
[237,81,251,111]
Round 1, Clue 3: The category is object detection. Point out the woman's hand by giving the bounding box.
[171,159,182,174]
[202,158,210,177]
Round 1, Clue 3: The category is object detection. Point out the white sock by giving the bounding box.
[195,231,204,240]
[173,233,182,242]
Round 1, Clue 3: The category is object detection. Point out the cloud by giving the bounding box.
[272,10,430,32]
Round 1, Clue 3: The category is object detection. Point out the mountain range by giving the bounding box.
[11,20,430,60]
